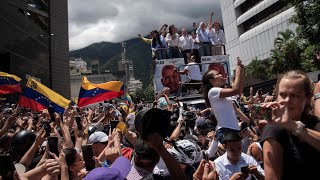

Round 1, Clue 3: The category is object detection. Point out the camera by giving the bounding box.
[183,111,197,129]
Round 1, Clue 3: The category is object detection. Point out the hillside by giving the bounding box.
[69,38,153,88]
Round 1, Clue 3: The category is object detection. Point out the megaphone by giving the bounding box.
[116,122,129,134]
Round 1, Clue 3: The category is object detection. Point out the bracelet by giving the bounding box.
[314,93,320,101]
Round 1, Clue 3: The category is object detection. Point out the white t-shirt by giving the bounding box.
[208,87,240,130]
[185,62,202,80]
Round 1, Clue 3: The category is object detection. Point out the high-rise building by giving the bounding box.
[0,0,70,98]
[220,0,296,72]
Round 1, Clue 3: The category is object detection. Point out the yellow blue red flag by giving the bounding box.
[19,77,71,113]
[0,71,22,95]
[78,76,124,107]
[125,93,132,105]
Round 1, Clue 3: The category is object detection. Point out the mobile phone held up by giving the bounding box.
[75,116,83,130]
[81,145,95,171]
[250,104,272,121]
[48,136,59,157]
[47,106,55,122]
[43,122,51,137]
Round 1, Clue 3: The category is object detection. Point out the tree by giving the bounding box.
[245,58,270,80]
[287,0,320,45]
[269,29,303,74]
[144,81,155,101]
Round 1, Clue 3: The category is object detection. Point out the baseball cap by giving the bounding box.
[84,156,132,180]
[134,108,172,140]
[196,118,212,130]
[88,131,108,144]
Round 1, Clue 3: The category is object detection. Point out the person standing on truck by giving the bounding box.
[202,57,246,143]
[176,53,202,94]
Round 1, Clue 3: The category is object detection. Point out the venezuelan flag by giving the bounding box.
[0,72,22,95]
[125,93,132,105]
[19,77,71,113]
[78,76,124,107]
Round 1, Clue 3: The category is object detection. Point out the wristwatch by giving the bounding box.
[314,93,320,101]
[293,121,305,136]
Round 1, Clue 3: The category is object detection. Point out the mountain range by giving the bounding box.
[69,38,153,89]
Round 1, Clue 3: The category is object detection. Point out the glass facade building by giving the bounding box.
[0,0,70,98]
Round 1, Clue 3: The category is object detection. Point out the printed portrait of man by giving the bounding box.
[161,64,181,94]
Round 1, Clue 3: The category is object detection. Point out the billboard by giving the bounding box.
[153,55,231,96]
[153,58,186,95]
[201,55,231,85]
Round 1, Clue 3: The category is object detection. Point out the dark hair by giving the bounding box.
[63,148,77,167]
[202,70,215,107]
[223,131,242,144]
[63,148,78,178]
[151,30,164,49]
[169,25,175,35]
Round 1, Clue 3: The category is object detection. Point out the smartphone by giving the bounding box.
[202,151,209,161]
[110,120,119,132]
[43,122,51,137]
[75,116,83,130]
[76,107,81,113]
[0,154,16,180]
[48,136,59,157]
[241,165,249,174]
[81,145,95,171]
[47,106,55,122]
[250,104,272,121]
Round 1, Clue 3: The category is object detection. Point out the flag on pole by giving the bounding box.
[19,77,71,113]
[125,93,132,105]
[78,76,124,107]
[0,71,22,95]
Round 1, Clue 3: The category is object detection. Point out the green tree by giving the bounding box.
[287,0,320,45]
[144,81,155,101]
[245,58,269,80]
[269,29,303,74]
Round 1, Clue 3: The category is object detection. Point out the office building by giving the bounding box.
[0,0,70,98]
[220,0,296,72]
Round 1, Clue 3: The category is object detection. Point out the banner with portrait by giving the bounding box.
[153,58,187,96]
[201,55,231,86]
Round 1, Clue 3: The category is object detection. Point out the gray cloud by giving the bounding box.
[68,0,221,50]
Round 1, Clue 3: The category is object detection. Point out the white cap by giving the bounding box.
[88,131,108,144]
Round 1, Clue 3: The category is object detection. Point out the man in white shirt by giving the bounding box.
[176,53,202,94]
[214,131,264,180]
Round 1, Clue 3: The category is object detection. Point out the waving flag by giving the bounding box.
[125,93,132,105]
[78,76,124,107]
[0,71,22,95]
[19,77,71,113]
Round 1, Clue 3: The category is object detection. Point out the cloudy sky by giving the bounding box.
[68,0,221,51]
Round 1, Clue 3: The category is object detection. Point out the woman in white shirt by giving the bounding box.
[202,57,245,143]
[166,25,182,58]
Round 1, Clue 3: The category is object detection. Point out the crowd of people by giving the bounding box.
[138,11,225,63]
[1,60,320,179]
